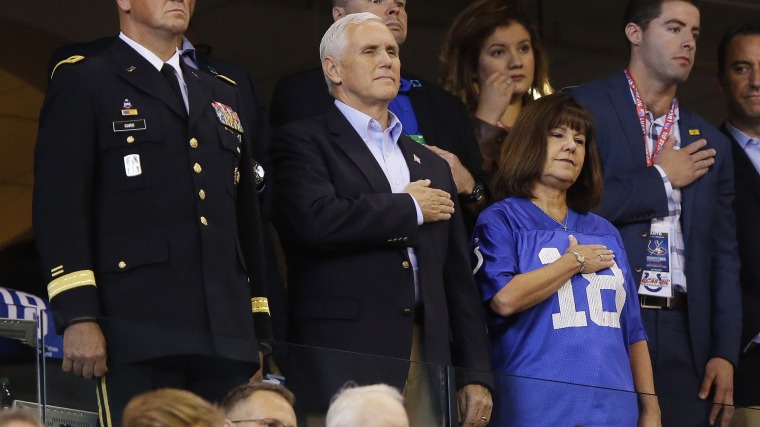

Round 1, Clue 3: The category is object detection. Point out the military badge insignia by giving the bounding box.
[121,99,138,116]
[124,154,142,177]
[234,167,240,185]
[211,101,244,133]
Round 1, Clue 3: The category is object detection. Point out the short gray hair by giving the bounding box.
[326,383,406,427]
[320,12,384,91]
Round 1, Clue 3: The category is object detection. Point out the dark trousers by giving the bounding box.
[735,345,760,407]
[95,355,254,427]
[642,308,713,427]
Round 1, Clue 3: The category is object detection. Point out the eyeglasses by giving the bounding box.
[228,419,294,427]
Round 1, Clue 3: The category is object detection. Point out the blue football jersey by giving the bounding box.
[473,197,646,426]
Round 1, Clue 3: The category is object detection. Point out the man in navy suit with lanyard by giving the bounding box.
[567,1,741,426]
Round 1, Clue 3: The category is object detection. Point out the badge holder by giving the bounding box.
[638,222,674,305]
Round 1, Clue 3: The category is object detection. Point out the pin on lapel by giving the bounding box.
[127,66,137,73]
[413,154,421,164]
[688,129,700,136]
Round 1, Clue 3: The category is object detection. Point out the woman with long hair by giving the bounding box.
[440,0,552,173]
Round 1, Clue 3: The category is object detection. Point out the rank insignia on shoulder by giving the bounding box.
[688,129,700,136]
[50,55,85,79]
[211,101,244,133]
[214,74,237,86]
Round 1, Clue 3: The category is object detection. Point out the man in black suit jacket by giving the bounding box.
[34,1,271,424]
[270,0,488,230]
[271,13,492,427]
[717,21,760,427]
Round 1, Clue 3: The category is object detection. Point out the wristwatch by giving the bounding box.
[465,180,485,203]
[566,250,585,273]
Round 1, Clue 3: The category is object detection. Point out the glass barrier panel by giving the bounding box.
[34,314,760,427]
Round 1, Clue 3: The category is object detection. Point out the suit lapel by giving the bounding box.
[109,39,187,119]
[327,106,392,193]
[677,109,704,242]
[183,63,213,129]
[608,73,649,167]
[398,136,425,182]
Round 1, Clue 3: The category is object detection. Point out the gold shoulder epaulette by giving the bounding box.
[214,74,237,86]
[50,55,85,80]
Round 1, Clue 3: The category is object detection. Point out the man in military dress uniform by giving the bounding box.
[33,1,271,425]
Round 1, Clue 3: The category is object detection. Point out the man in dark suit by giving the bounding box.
[270,0,488,229]
[716,20,760,427]
[34,0,271,425]
[566,1,741,426]
[271,13,492,427]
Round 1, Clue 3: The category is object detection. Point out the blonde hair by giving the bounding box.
[122,389,225,427]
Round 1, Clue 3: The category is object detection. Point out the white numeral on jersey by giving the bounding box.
[539,248,626,330]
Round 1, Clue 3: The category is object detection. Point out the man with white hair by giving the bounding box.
[326,384,409,427]
[270,1,489,231]
[271,12,493,427]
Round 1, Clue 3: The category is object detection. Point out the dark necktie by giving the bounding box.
[160,63,185,109]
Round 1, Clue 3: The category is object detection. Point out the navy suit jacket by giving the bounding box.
[270,104,492,397]
[567,72,742,373]
[721,124,760,351]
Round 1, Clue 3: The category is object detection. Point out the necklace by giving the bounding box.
[531,201,568,231]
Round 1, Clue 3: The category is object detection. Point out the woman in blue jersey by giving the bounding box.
[472,93,660,426]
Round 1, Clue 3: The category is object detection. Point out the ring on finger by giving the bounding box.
[599,254,604,261]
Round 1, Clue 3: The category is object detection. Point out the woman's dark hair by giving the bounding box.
[439,0,550,113]
[492,92,603,213]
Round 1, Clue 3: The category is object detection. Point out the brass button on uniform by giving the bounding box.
[402,237,409,242]
[126,136,135,144]
[200,216,208,226]
[236,147,241,155]
[640,231,649,238]
[634,267,643,273]
[193,163,202,173]
[403,308,413,315]
[118,261,127,269]
[198,189,206,200]
[402,261,410,269]
[189,138,198,148]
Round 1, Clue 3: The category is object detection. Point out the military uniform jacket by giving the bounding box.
[34,39,271,365]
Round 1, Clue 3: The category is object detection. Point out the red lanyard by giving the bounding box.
[624,69,678,167]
